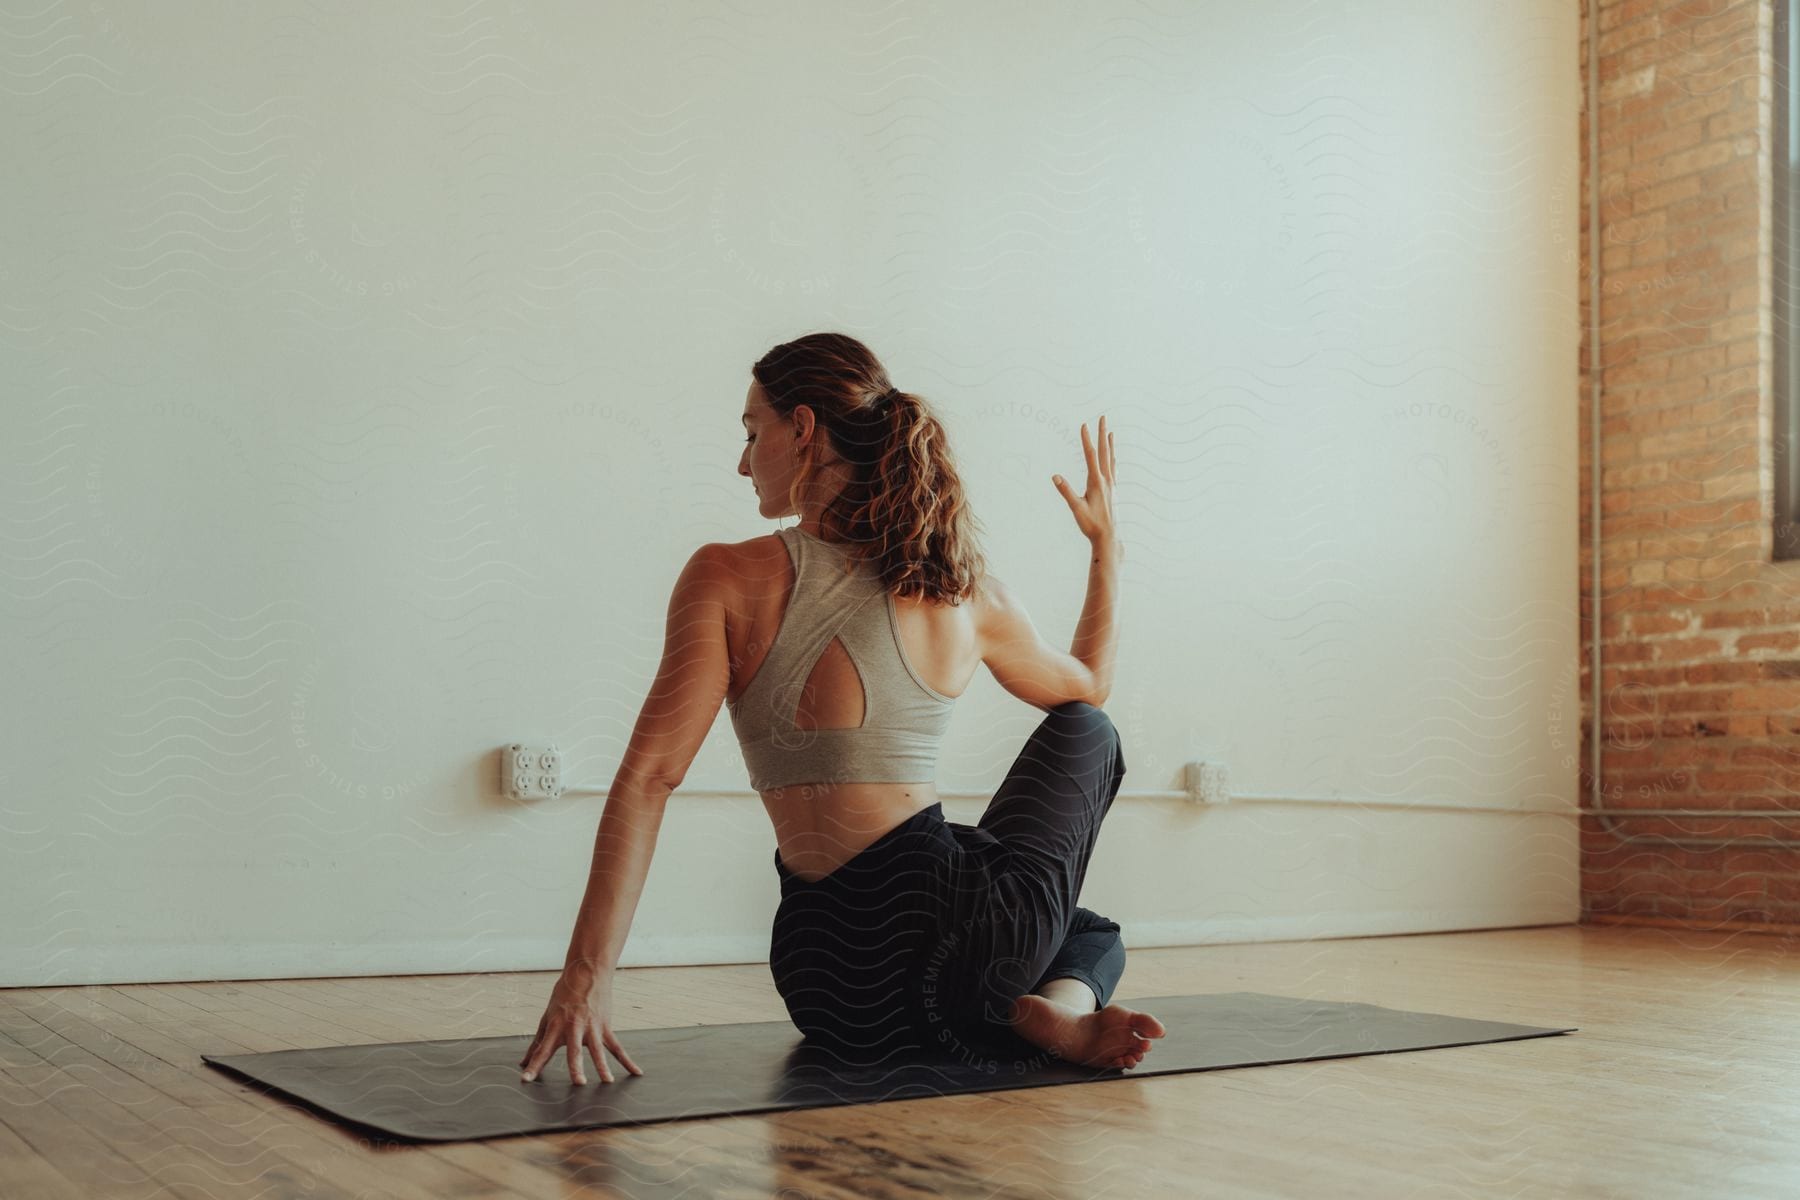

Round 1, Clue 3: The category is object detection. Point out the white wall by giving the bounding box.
[2,1,1580,987]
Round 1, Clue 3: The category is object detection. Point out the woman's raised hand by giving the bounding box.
[1051,415,1119,550]
[519,969,643,1085]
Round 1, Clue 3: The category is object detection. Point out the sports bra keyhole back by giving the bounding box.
[727,526,956,791]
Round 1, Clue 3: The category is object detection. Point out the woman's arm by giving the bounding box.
[559,544,734,977]
[519,543,733,1084]
[1069,534,1120,706]
[562,769,672,981]
[1055,417,1121,705]
[523,773,666,1084]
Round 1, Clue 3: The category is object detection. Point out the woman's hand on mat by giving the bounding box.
[1051,415,1119,551]
[519,971,644,1085]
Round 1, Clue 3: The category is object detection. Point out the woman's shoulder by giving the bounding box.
[719,530,791,562]
[709,532,793,595]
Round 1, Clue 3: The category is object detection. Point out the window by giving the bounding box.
[1777,0,1800,557]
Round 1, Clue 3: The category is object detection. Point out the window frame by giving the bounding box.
[1776,0,1800,558]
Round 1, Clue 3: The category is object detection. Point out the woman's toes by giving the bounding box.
[1131,1012,1166,1039]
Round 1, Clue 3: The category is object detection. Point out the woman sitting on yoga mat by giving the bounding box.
[520,331,1165,1084]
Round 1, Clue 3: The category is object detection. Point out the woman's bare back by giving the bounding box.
[724,531,981,881]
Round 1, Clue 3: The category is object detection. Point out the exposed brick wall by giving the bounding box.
[1580,0,1800,932]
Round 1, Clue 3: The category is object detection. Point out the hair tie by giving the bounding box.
[880,387,901,408]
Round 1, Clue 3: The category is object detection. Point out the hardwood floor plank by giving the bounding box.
[9,988,506,1199]
[0,1112,89,1200]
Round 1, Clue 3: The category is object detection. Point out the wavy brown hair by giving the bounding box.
[752,331,988,606]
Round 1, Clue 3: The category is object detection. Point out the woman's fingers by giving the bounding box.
[1052,473,1082,524]
[521,1031,554,1081]
[521,1025,644,1086]
[605,1029,644,1076]
[519,1013,545,1069]
[584,1027,613,1084]
[1053,417,1120,542]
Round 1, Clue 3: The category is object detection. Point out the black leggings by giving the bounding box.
[768,701,1128,1066]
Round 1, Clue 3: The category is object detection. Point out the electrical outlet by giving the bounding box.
[504,743,564,800]
[1183,760,1231,805]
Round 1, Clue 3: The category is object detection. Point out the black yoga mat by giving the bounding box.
[201,991,1576,1144]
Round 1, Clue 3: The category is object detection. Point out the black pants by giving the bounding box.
[768,701,1128,1066]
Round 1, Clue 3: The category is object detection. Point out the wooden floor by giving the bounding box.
[3,924,1796,1199]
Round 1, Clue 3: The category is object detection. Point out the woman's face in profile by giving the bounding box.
[739,384,793,518]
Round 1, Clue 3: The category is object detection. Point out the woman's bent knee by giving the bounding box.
[1048,700,1100,718]
[1042,700,1122,752]
[1044,699,1113,732]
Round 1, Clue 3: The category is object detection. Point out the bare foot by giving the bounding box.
[1006,993,1168,1069]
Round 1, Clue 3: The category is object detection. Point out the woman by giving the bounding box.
[520,332,1165,1085]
